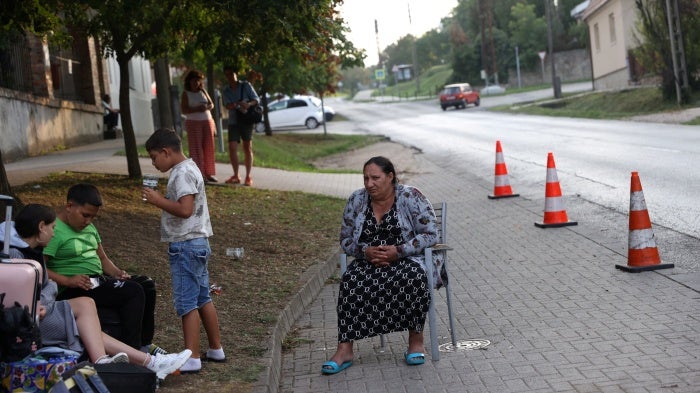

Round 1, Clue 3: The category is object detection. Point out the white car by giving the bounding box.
[307,96,335,121]
[256,96,324,132]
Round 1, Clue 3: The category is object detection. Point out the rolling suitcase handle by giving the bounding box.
[1,194,13,258]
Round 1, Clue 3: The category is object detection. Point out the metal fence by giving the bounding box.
[50,43,83,101]
[0,32,33,93]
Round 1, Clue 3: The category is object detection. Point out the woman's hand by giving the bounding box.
[365,245,398,267]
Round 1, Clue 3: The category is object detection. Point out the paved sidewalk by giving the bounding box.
[5,134,699,393]
[278,158,700,392]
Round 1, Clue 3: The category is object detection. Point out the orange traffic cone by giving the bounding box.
[488,140,519,199]
[615,172,674,272]
[534,152,577,228]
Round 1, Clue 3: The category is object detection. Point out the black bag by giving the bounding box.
[236,104,263,124]
[0,293,42,363]
[94,362,157,393]
[50,362,110,393]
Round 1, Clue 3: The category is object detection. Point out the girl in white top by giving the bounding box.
[180,70,218,183]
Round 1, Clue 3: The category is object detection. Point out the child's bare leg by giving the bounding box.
[103,334,193,379]
[102,333,148,365]
[198,302,222,350]
[182,310,201,357]
[67,297,107,361]
[177,309,203,372]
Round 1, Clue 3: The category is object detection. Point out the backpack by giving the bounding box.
[0,293,42,363]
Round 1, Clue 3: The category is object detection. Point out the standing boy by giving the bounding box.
[143,128,225,373]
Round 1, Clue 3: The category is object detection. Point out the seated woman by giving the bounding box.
[322,156,439,374]
[1,204,191,380]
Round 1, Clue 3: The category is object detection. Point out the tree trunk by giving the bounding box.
[0,150,13,197]
[0,150,23,209]
[154,57,174,130]
[117,54,142,178]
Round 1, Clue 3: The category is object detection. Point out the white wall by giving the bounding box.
[585,0,641,90]
[0,88,102,161]
[106,56,155,136]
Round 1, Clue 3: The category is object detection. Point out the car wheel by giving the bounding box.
[305,117,319,129]
[474,97,481,107]
[441,105,447,111]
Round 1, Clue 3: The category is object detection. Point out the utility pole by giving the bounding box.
[408,2,420,94]
[485,0,498,85]
[544,0,562,98]
[478,0,498,86]
[375,19,381,69]
[665,0,689,105]
[477,0,489,86]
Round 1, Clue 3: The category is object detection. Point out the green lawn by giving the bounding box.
[129,133,386,172]
[493,86,700,123]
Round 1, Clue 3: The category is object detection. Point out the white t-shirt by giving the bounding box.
[160,159,213,242]
[184,90,213,121]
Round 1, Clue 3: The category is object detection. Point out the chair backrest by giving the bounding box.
[433,202,446,245]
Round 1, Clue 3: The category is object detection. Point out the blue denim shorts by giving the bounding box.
[168,237,212,316]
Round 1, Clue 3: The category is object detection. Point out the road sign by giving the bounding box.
[375,68,386,81]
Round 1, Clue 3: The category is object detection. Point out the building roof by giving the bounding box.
[582,0,609,21]
[570,0,590,19]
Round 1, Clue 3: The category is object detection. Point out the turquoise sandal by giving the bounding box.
[404,352,425,366]
[321,360,353,375]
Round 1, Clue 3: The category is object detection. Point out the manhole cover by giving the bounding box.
[439,339,491,352]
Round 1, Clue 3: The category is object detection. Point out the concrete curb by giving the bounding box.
[252,250,339,393]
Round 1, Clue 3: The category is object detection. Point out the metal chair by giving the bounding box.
[339,202,457,360]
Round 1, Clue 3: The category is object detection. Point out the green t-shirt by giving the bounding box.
[43,218,104,278]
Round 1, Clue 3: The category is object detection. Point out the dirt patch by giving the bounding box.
[312,141,427,181]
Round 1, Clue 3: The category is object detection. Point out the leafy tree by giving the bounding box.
[633,0,699,101]
[508,3,548,70]
[0,0,68,199]
[58,0,198,178]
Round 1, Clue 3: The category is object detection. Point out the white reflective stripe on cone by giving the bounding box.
[630,190,647,211]
[629,228,657,249]
[544,196,566,212]
[546,168,559,182]
[494,174,510,186]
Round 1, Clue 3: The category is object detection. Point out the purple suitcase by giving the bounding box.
[0,195,43,321]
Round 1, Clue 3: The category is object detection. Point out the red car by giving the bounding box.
[440,83,480,110]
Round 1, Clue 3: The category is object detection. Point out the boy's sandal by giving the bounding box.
[225,176,241,184]
[321,360,352,375]
[244,176,253,186]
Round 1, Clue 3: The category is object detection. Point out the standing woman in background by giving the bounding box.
[181,70,218,183]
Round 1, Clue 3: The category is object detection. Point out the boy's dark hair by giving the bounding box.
[67,183,103,207]
[14,204,56,238]
[145,128,182,153]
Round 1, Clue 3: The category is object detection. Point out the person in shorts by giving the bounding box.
[222,65,259,186]
[143,128,226,374]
